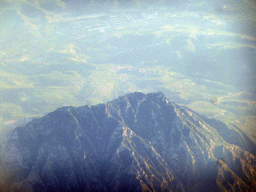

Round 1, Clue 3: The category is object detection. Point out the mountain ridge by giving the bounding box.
[0,91,255,191]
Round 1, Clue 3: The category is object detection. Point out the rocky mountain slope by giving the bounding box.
[0,92,256,191]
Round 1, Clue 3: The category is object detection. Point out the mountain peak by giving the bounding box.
[0,92,255,191]
[111,91,169,110]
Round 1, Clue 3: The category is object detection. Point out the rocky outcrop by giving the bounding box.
[0,92,255,191]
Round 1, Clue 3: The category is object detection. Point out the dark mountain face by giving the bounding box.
[0,92,255,191]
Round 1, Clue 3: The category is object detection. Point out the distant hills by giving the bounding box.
[0,92,255,191]
[0,0,255,137]
[1,0,255,15]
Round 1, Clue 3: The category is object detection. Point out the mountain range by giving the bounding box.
[0,92,255,191]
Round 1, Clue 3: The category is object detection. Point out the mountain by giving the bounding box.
[0,92,255,191]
